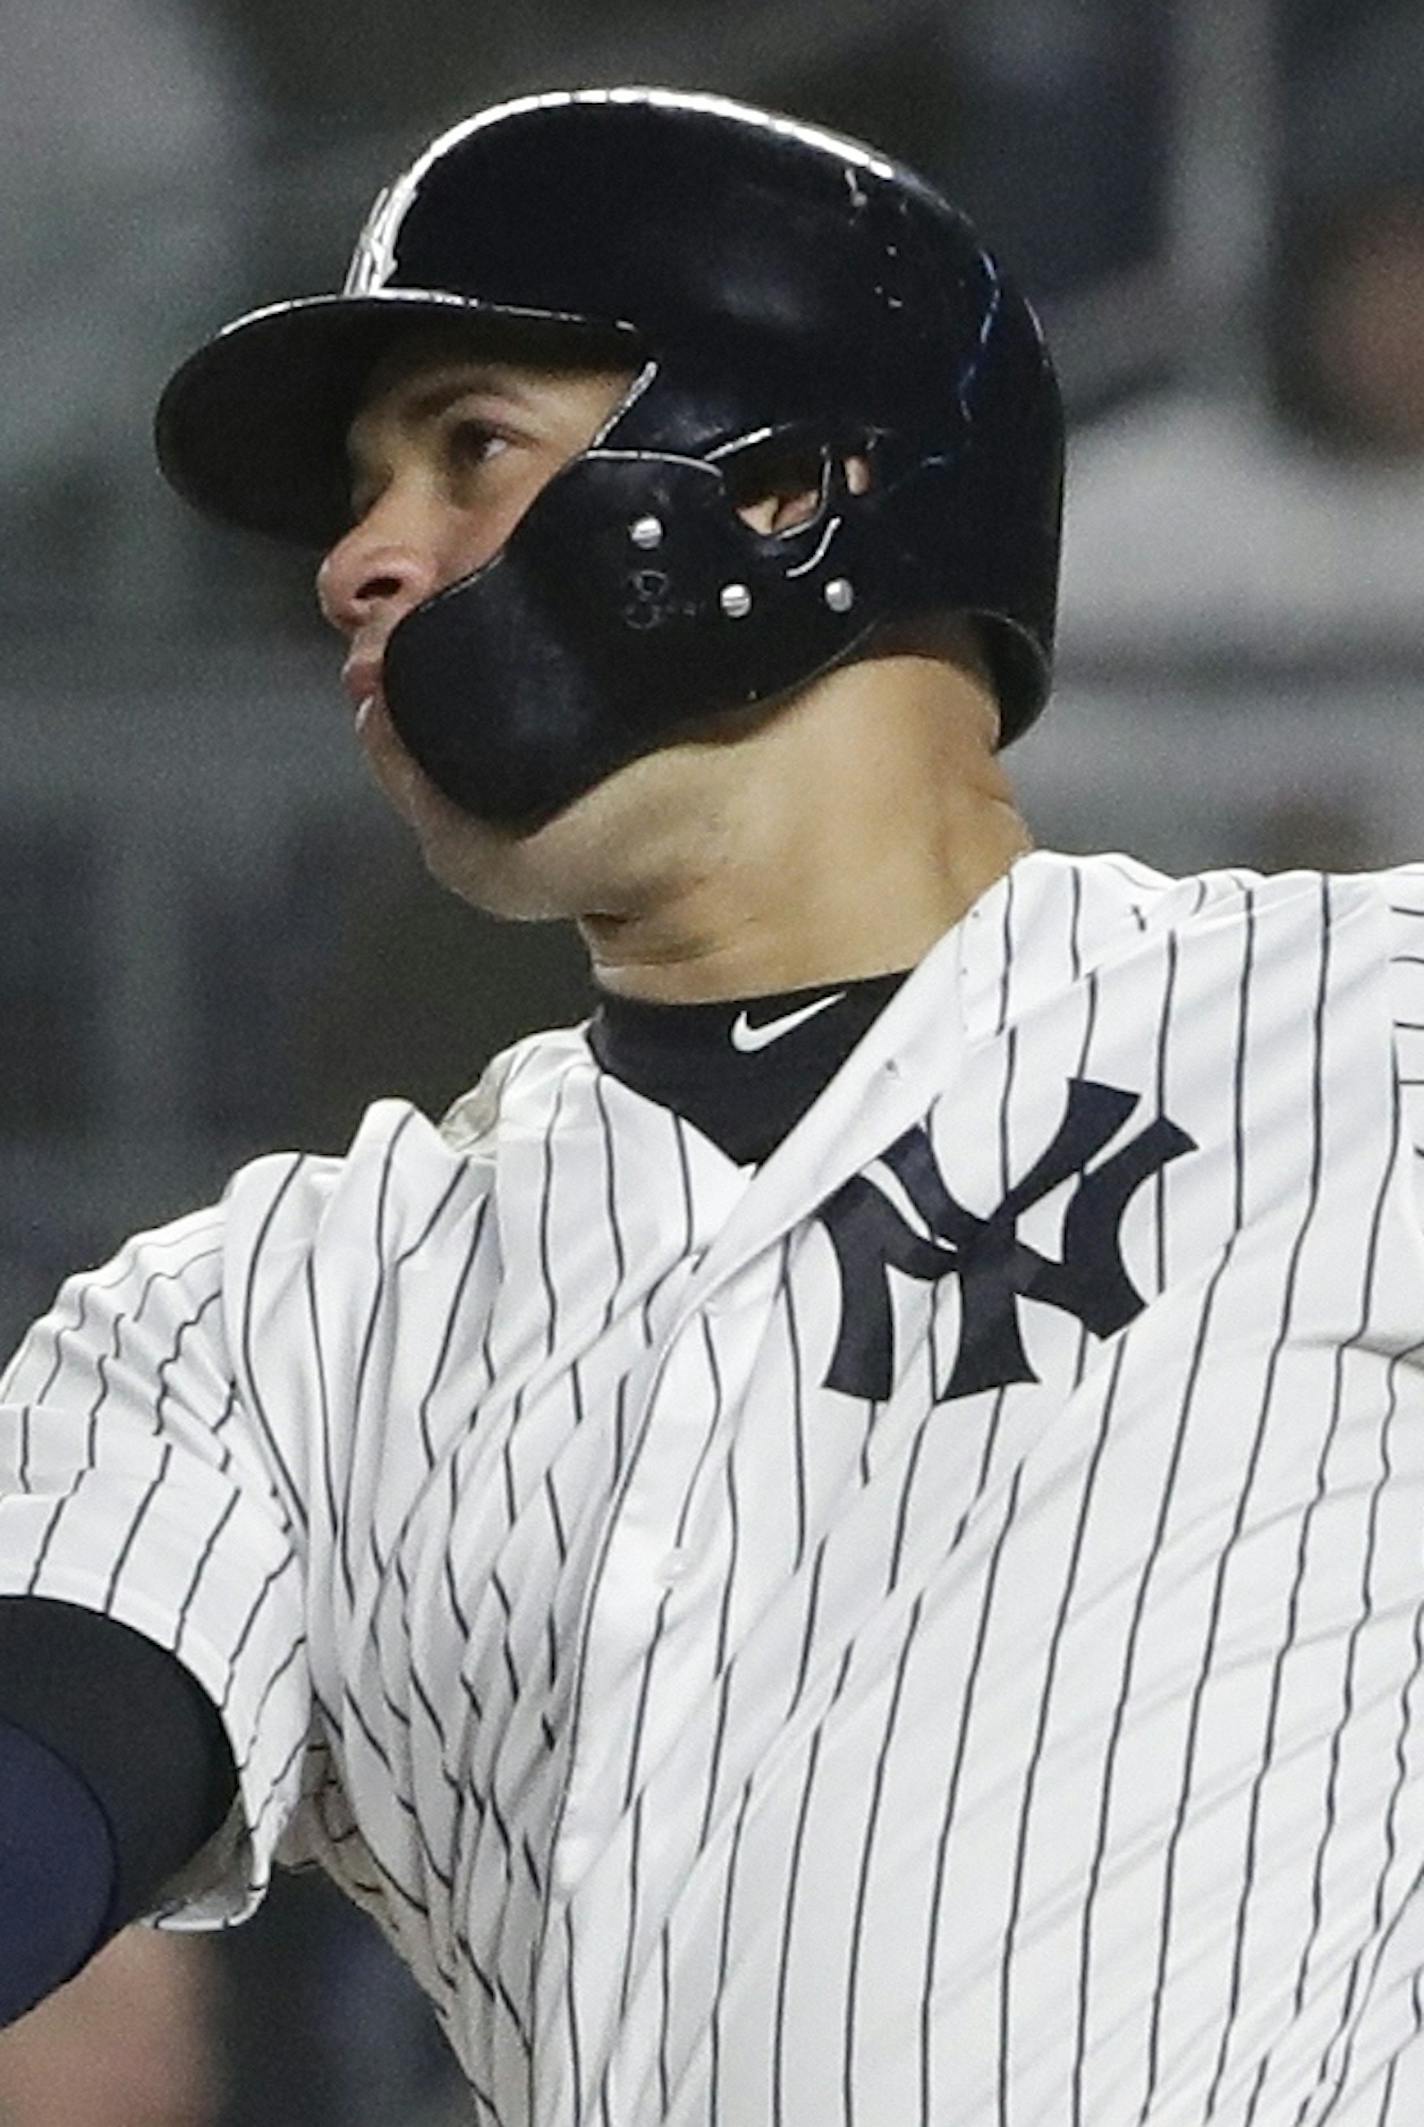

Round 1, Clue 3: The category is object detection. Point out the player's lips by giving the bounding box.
[341,650,386,716]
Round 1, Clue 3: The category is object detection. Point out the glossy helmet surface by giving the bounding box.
[156,88,1064,824]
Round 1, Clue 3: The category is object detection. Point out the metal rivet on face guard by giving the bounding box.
[720,583,753,618]
[629,515,664,550]
[824,578,855,613]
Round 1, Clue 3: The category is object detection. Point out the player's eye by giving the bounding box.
[445,419,511,473]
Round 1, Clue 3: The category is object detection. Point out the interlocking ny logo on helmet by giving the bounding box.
[155,87,1064,826]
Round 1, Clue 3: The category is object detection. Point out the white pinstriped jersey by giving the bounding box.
[6,847,1424,2125]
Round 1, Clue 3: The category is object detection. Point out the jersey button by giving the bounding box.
[657,1548,688,1586]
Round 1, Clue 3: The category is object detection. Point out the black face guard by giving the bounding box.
[380,424,892,825]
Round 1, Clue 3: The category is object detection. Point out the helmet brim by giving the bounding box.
[154,289,639,549]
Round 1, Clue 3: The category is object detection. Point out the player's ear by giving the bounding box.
[732,449,873,535]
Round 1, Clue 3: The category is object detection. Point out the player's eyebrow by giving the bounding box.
[393,370,538,428]
[350,368,530,453]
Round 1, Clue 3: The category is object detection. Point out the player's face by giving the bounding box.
[318,336,634,730]
[316,336,860,924]
[317,336,646,912]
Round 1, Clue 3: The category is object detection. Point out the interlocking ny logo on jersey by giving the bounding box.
[817,1078,1196,1403]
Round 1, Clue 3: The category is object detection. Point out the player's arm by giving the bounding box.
[0,1598,235,2028]
[0,1192,315,2026]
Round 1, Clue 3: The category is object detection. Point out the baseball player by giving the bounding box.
[3,85,1424,2127]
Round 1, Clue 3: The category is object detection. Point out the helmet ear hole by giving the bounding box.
[720,437,830,527]
[719,431,886,535]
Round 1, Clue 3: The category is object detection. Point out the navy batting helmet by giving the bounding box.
[156,88,1064,826]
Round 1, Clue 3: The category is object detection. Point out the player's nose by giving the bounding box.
[316,506,443,637]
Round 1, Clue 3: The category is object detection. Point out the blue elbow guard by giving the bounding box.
[0,1716,118,2027]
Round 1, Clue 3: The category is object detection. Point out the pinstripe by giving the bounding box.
[996,864,1016,1036]
[154,1283,225,1433]
[537,1074,570,1362]
[127,1248,225,1333]
[998,1335,1127,2124]
[1301,1859,1424,2126]
[1251,1085,1406,2103]
[541,1092,698,2112]
[1150,882,1333,2118]
[773,1642,855,2127]
[238,1153,312,1532]
[561,1903,583,2126]
[304,1248,343,1569]
[169,1485,240,1653]
[843,1589,926,2127]
[416,1194,489,1469]
[621,1314,728,1809]
[884,1399,929,1595]
[1394,1963,1424,2121]
[1287,1414,1424,2125]
[618,1788,646,2025]
[86,1304,125,1447]
[490,1568,523,1701]
[247,1713,311,1834]
[209,1377,240,1474]
[1153,928,1179,1293]
[1072,884,1258,2125]
[786,1539,828,1722]
[1067,963,1103,1393]
[673,1113,696,1251]
[1372,1422,1424,1953]
[17,1228,223,1406]
[919,1463,1026,2127]
[99,1440,175,1610]
[216,1552,292,1715]
[779,1238,810,1570]
[22,1480,84,1595]
[1067,857,1084,984]
[960,887,1026,1552]
[27,1262,205,1586]
[658,1923,672,2117]
[340,1113,415,1604]
[592,1074,628,1332]
[707,1776,754,2127]
[443,1446,471,1641]
[698,1455,742,1846]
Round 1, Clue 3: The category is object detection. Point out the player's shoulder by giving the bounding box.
[217,1099,461,1256]
[217,1020,595,1259]
[995,847,1280,968]
[1027,847,1424,934]
[439,1022,592,1154]
[993,848,1424,1012]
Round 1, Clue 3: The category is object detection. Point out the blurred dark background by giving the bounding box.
[2,1,1423,2120]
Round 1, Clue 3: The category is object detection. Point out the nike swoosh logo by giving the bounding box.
[730,992,846,1052]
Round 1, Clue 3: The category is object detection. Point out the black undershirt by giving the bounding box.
[588,964,913,1164]
[1,964,910,2005]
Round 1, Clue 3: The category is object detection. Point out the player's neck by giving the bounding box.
[581,655,1033,1004]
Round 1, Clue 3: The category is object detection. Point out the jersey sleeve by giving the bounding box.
[0,1193,312,1929]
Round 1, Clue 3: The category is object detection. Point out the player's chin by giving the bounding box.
[355,697,464,855]
[352,694,580,917]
